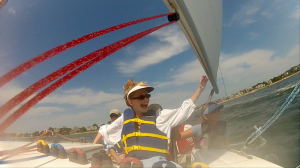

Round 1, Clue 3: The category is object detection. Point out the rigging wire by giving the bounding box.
[218,64,229,101]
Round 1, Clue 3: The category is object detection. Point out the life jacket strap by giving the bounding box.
[124,145,169,154]
[123,118,155,125]
[121,132,170,143]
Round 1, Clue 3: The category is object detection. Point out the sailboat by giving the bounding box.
[0,0,286,167]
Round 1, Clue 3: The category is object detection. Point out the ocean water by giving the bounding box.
[185,73,300,168]
[9,73,300,167]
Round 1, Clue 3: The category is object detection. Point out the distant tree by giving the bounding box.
[32,131,40,137]
[92,123,99,130]
[80,126,87,132]
[100,124,105,126]
[24,133,29,137]
[59,126,71,135]
[10,133,16,137]
[107,121,112,124]
[17,133,23,137]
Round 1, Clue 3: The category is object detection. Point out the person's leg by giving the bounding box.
[109,147,121,163]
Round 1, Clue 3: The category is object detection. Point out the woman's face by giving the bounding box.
[128,88,150,114]
[205,110,220,123]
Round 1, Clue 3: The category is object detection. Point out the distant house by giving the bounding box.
[73,126,80,133]
[267,80,272,84]
[255,84,265,89]
[53,128,60,133]
[87,126,98,131]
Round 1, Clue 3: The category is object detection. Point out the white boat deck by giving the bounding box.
[191,149,282,168]
[0,142,283,168]
[0,141,110,168]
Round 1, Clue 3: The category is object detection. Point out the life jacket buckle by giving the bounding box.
[132,145,140,150]
[135,118,143,124]
[135,132,142,137]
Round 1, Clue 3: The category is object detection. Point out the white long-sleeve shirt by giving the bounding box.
[101,99,196,144]
[98,124,122,145]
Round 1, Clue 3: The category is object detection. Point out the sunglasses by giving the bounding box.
[110,114,119,118]
[131,94,151,100]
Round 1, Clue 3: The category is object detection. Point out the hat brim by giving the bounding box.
[204,104,224,115]
[127,86,154,100]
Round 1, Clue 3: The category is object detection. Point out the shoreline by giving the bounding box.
[9,131,98,139]
[217,71,300,104]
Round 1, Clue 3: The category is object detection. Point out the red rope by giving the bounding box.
[0,130,47,156]
[54,132,82,142]
[0,12,174,88]
[0,13,175,120]
[0,148,42,161]
[0,21,176,135]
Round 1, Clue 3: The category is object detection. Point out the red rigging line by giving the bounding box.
[0,12,174,88]
[0,14,176,119]
[0,21,176,135]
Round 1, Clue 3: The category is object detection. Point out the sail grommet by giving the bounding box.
[168,12,180,22]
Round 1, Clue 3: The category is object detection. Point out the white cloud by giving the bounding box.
[286,45,300,58]
[0,84,25,105]
[117,25,189,75]
[154,59,204,88]
[40,87,124,107]
[249,32,259,40]
[224,1,263,27]
[153,47,299,100]
[6,110,107,134]
[260,10,274,19]
[290,6,300,19]
[26,106,67,116]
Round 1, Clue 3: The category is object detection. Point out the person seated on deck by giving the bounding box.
[107,76,208,167]
[175,102,230,150]
[93,109,122,151]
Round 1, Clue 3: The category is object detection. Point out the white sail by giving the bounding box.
[163,0,222,94]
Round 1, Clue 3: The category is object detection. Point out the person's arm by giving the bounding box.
[175,128,193,141]
[157,76,208,129]
[106,114,123,134]
[93,132,102,144]
[110,148,121,163]
[191,75,208,103]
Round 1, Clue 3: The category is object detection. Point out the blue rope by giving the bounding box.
[245,82,300,145]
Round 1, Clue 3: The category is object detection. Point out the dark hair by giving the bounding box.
[148,104,163,111]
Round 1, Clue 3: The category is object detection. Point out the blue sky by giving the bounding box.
[0,0,299,134]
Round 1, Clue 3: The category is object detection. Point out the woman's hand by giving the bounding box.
[199,75,208,91]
